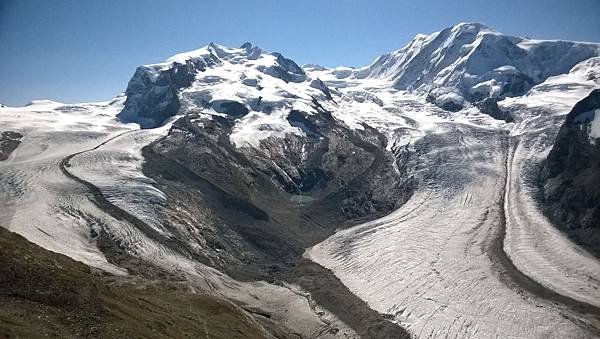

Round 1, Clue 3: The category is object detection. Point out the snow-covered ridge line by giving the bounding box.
[113,22,599,130]
[117,40,311,129]
[315,22,599,110]
[5,22,599,117]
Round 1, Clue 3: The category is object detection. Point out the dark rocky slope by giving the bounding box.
[0,226,273,339]
[0,131,22,161]
[54,121,408,338]
[139,103,413,338]
[117,60,204,129]
[541,89,600,255]
[142,103,413,279]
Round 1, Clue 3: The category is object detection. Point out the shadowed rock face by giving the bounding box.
[212,100,250,118]
[118,59,217,128]
[260,52,307,83]
[0,131,22,161]
[475,97,514,122]
[541,89,600,255]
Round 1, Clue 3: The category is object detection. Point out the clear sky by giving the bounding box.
[1,0,599,106]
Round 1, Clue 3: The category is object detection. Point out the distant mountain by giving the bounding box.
[117,23,599,129]
[326,22,600,110]
[117,42,308,128]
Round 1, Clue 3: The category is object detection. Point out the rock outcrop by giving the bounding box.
[475,97,513,122]
[142,101,413,277]
[117,60,208,128]
[0,131,22,161]
[541,89,600,254]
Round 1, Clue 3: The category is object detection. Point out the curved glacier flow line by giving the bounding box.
[56,129,364,337]
[307,125,599,338]
[57,130,184,251]
[494,137,600,320]
[490,137,600,322]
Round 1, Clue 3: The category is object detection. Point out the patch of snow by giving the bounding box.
[590,109,600,140]
[229,110,304,148]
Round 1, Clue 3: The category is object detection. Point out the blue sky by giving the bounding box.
[1,0,599,106]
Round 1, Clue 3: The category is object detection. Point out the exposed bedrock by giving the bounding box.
[475,97,514,122]
[541,89,600,255]
[259,52,307,83]
[0,131,22,161]
[136,104,413,337]
[117,58,216,128]
[141,104,413,279]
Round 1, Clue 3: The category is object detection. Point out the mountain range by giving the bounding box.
[1,22,599,338]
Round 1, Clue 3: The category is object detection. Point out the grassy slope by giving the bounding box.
[0,226,272,339]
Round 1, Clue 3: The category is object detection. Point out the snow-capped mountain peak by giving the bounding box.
[317,22,599,110]
[352,22,498,80]
[165,42,265,64]
[116,22,600,128]
[117,42,309,128]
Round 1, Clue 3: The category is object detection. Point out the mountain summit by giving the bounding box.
[334,22,600,109]
[116,23,599,128]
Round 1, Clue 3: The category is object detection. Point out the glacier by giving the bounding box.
[1,22,600,338]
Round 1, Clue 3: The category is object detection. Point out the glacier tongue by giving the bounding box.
[307,58,600,338]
